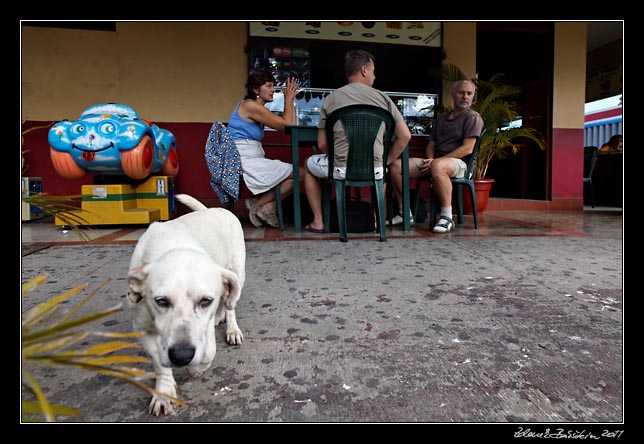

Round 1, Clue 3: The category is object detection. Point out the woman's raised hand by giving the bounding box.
[282,76,300,99]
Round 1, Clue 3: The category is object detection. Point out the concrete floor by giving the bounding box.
[20,206,623,424]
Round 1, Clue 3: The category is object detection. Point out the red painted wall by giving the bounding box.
[25,120,588,210]
[551,127,584,199]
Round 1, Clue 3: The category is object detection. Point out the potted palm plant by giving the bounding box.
[421,64,547,213]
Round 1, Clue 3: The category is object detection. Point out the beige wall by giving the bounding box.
[21,27,119,120]
[441,22,477,107]
[23,21,592,130]
[552,22,587,129]
[21,22,248,123]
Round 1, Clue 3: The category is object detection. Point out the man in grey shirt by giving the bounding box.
[302,49,412,233]
[389,79,484,233]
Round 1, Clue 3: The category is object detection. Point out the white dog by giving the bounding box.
[127,194,246,415]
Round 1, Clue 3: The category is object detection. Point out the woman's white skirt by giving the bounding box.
[234,139,293,195]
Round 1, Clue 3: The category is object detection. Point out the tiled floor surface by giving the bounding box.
[21,206,623,247]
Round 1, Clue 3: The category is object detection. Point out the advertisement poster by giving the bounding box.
[249,21,441,47]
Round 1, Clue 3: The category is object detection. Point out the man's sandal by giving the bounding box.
[432,215,455,233]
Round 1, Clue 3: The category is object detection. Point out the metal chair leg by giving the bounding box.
[413,179,422,222]
[374,181,387,242]
[335,181,348,242]
[467,182,479,229]
[274,186,284,231]
[224,194,235,212]
[323,180,332,233]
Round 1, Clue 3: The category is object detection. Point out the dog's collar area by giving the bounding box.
[159,247,209,259]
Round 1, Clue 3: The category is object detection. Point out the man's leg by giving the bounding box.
[388,157,422,223]
[303,155,328,231]
[429,158,457,232]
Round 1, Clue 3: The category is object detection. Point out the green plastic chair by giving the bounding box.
[322,105,395,242]
[583,146,599,208]
[415,127,486,230]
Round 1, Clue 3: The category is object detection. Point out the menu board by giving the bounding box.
[249,21,441,47]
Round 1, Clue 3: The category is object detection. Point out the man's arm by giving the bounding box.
[386,120,412,165]
[443,136,477,159]
[425,139,436,159]
[317,127,328,154]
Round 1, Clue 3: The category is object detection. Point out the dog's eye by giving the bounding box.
[198,297,214,308]
[154,296,170,308]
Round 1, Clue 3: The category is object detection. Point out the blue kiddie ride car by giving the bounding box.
[49,103,179,180]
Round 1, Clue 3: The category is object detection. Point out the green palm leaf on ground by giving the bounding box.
[21,275,186,422]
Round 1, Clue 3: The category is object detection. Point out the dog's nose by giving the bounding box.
[168,344,196,366]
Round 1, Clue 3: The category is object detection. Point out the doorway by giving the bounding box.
[476,22,553,200]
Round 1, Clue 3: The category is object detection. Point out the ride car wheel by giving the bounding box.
[160,144,179,176]
[50,148,87,179]
[121,135,154,179]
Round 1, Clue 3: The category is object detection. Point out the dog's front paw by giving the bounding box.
[148,395,177,416]
[227,328,244,345]
[148,372,179,416]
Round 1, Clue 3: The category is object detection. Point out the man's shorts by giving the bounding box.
[307,154,384,180]
[412,157,467,179]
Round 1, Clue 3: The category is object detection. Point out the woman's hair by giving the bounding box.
[344,50,375,79]
[244,69,276,100]
[606,134,622,147]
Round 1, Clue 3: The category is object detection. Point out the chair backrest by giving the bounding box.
[463,127,487,180]
[325,104,395,182]
[204,120,242,204]
[583,146,599,179]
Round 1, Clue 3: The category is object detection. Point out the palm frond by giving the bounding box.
[22,275,47,296]
[21,400,83,421]
[22,331,89,356]
[21,282,87,328]
[21,193,97,241]
[442,63,470,82]
[23,304,123,344]
[22,368,56,422]
[58,279,111,324]
[21,276,172,421]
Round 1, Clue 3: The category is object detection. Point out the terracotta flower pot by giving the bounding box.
[461,179,495,214]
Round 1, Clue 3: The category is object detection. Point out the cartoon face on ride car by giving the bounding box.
[48,103,179,180]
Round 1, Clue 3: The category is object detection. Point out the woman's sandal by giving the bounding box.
[432,215,455,233]
[245,198,263,228]
[257,205,280,228]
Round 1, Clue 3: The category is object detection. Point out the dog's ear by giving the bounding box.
[220,269,241,310]
[127,265,148,303]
